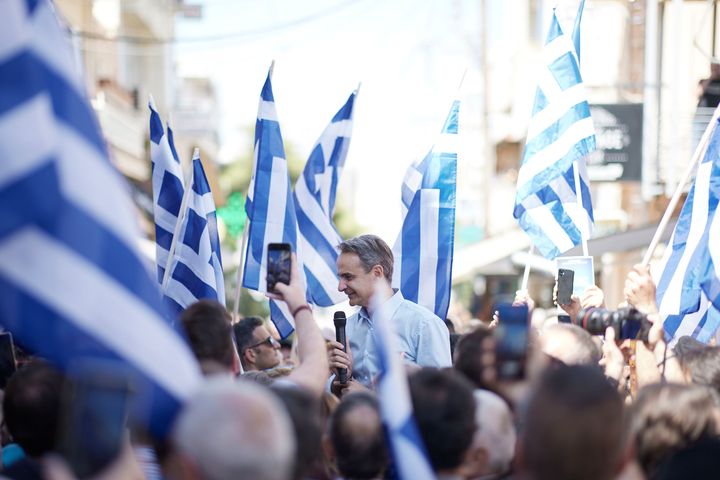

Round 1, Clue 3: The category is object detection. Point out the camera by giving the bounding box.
[574,307,652,341]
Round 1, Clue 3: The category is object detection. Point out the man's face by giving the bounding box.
[337,252,378,308]
[247,325,281,370]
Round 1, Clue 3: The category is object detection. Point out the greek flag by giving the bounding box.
[294,91,356,307]
[164,151,225,317]
[513,7,596,259]
[392,100,458,320]
[656,118,720,343]
[243,68,298,339]
[0,0,200,437]
[149,98,184,284]
[372,294,435,480]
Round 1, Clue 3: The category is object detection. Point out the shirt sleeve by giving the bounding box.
[415,314,452,367]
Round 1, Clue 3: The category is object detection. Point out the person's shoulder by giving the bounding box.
[398,299,444,325]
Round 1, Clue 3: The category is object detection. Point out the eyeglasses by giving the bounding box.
[246,336,279,351]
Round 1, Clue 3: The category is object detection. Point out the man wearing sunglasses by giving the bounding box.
[234,317,282,372]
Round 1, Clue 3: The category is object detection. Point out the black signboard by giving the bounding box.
[586,103,643,182]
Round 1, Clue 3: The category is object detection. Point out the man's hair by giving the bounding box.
[472,390,516,475]
[338,235,393,282]
[453,327,494,390]
[180,300,235,370]
[542,323,601,365]
[270,385,324,480]
[173,378,295,480]
[409,368,476,472]
[676,345,720,397]
[233,316,265,366]
[330,393,388,479]
[3,361,64,456]
[630,383,718,476]
[522,365,625,480]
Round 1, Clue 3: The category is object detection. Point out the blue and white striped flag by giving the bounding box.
[0,0,200,437]
[243,68,298,339]
[656,117,720,344]
[164,151,225,317]
[149,99,185,284]
[294,91,356,307]
[372,292,435,480]
[513,7,596,259]
[392,100,458,320]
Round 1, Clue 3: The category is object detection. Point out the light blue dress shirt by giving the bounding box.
[346,290,452,387]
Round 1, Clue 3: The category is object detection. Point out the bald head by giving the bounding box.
[173,378,295,480]
[541,323,601,366]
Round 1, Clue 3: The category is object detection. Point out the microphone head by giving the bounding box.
[333,311,347,327]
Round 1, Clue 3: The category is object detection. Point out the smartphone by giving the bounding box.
[267,243,291,293]
[494,303,529,380]
[0,332,17,389]
[58,361,131,479]
[557,268,575,305]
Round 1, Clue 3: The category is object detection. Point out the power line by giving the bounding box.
[72,0,363,45]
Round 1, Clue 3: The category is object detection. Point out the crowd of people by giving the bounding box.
[0,234,719,480]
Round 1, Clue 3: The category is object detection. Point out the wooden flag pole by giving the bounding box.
[232,221,250,321]
[521,245,534,291]
[161,147,198,292]
[641,102,720,266]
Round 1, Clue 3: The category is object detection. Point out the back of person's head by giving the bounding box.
[677,345,720,396]
[541,323,601,366]
[630,383,719,476]
[522,365,625,480]
[329,392,388,480]
[271,385,324,480]
[180,300,235,370]
[453,327,494,390]
[3,361,64,457]
[653,435,720,480]
[172,378,294,480]
[409,368,476,473]
[337,235,394,282]
[466,390,516,478]
[233,316,264,368]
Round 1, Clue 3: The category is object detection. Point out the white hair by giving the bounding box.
[173,378,295,480]
[473,389,516,474]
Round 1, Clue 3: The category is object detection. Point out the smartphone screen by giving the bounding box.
[494,303,529,380]
[58,361,131,479]
[267,243,291,293]
[557,269,575,305]
[0,332,17,389]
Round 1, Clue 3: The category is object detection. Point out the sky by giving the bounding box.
[174,0,487,241]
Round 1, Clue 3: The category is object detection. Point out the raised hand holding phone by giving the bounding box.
[266,243,291,294]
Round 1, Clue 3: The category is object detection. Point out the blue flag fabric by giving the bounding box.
[392,100,458,320]
[513,7,596,259]
[149,99,185,284]
[294,91,356,307]
[372,295,435,480]
[656,117,720,344]
[0,0,200,438]
[243,69,298,339]
[164,151,225,317]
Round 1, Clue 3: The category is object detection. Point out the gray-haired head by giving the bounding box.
[173,378,295,480]
[337,235,393,282]
[472,389,516,476]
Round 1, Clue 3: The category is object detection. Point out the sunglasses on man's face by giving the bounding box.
[246,336,279,351]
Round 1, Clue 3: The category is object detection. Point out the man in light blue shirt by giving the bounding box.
[329,235,452,389]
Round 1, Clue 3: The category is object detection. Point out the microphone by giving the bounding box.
[334,311,348,384]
